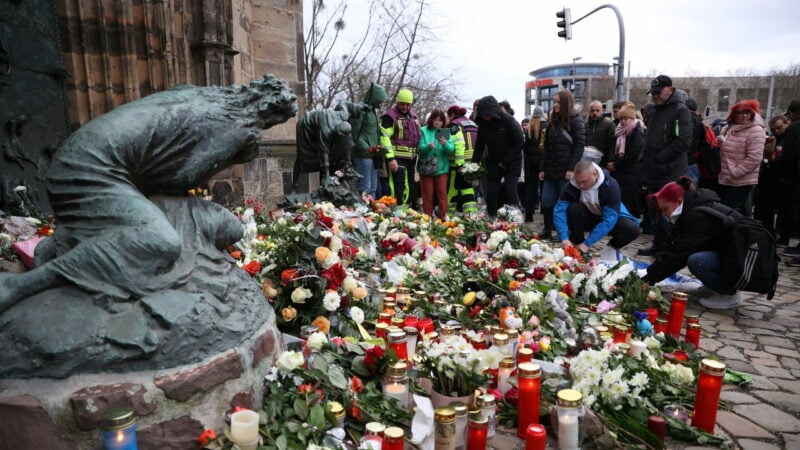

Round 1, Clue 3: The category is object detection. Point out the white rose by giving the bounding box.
[329,236,343,253]
[342,276,358,293]
[306,331,328,350]
[291,287,311,304]
[323,291,341,312]
[275,350,304,374]
[350,306,365,324]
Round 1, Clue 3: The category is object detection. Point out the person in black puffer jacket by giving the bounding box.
[606,102,644,218]
[538,90,585,239]
[472,96,524,218]
[521,106,548,222]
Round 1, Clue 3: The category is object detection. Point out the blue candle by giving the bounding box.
[101,408,138,450]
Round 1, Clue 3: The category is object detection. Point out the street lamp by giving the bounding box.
[572,56,582,93]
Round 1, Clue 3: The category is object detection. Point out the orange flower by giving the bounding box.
[564,245,582,259]
[508,280,521,291]
[315,246,331,264]
[311,315,331,334]
[281,268,300,286]
[197,429,217,446]
[281,306,297,322]
[229,250,242,260]
[262,279,278,298]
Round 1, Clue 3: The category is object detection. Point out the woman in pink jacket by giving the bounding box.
[717,99,766,212]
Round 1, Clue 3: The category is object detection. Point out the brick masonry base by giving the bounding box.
[0,316,280,450]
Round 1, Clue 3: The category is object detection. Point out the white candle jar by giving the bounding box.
[554,389,585,450]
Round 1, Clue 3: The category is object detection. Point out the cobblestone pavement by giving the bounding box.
[508,216,800,450]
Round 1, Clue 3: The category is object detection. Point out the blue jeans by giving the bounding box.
[541,178,569,208]
[687,251,734,294]
[353,157,377,198]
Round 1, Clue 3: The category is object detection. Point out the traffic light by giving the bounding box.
[556,8,572,40]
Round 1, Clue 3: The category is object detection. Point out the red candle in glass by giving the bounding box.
[517,347,533,364]
[647,415,666,441]
[403,315,418,330]
[417,317,434,335]
[375,323,389,340]
[612,326,629,344]
[471,335,487,350]
[666,292,688,338]
[646,307,659,324]
[382,426,404,450]
[685,323,701,349]
[672,349,689,362]
[692,359,726,433]
[467,414,488,450]
[516,363,542,439]
[654,317,668,334]
[387,331,408,361]
[378,312,392,326]
[525,423,546,450]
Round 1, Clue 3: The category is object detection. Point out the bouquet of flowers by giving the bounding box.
[412,335,494,397]
[459,162,486,185]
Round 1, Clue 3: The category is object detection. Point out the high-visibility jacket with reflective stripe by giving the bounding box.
[380,106,421,160]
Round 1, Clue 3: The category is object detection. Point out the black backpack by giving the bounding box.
[696,204,779,299]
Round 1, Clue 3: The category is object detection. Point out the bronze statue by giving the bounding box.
[0,75,296,378]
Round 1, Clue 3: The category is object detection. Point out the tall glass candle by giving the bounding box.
[101,408,138,450]
[449,401,468,450]
[666,292,688,338]
[492,333,510,357]
[387,330,408,361]
[518,347,533,363]
[497,357,515,396]
[516,363,542,439]
[556,389,583,450]
[383,426,404,450]
[418,317,435,335]
[434,407,457,450]
[647,415,666,441]
[230,409,260,447]
[654,317,668,335]
[404,326,419,360]
[403,315,419,329]
[685,323,701,349]
[477,394,497,440]
[525,423,546,450]
[691,359,726,433]
[466,414,488,450]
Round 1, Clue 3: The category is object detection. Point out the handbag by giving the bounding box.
[417,155,439,176]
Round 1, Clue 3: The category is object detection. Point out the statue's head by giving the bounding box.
[233,75,298,129]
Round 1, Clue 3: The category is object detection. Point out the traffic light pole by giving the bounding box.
[569,4,626,101]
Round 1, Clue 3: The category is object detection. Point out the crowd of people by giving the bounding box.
[300,77,800,309]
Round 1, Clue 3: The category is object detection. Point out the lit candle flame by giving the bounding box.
[116,430,124,442]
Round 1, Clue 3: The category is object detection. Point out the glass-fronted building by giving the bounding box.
[525,63,614,117]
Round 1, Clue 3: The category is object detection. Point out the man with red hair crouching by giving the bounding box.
[640,176,742,309]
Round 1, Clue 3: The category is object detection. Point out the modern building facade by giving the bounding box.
[525,62,800,122]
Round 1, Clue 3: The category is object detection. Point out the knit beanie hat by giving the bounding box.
[619,102,636,119]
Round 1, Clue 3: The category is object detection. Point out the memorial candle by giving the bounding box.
[629,340,647,359]
[382,362,409,409]
[691,359,726,433]
[525,423,546,450]
[497,357,515,396]
[685,323,701,349]
[417,317,435,335]
[654,317,668,335]
[383,427,404,450]
[404,326,419,360]
[516,363,542,439]
[101,408,138,450]
[230,409,260,449]
[387,330,408,361]
[646,307,659,325]
[518,347,533,364]
[466,414,488,450]
[647,415,666,441]
[666,292,688,338]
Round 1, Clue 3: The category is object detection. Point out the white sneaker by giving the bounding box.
[699,292,742,309]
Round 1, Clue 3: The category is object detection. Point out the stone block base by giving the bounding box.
[0,319,280,450]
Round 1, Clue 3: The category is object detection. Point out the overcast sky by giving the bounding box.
[309,0,799,114]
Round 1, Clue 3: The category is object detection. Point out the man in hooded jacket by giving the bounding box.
[337,83,389,199]
[471,96,524,218]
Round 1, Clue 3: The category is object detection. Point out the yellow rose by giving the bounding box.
[351,285,368,300]
[315,246,331,264]
[311,316,331,334]
[281,306,297,322]
[463,291,476,306]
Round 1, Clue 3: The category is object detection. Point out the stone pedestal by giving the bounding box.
[0,319,280,450]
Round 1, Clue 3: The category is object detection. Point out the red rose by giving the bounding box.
[490,267,501,282]
[197,429,217,446]
[504,387,520,406]
[561,283,574,296]
[243,260,261,275]
[532,267,547,280]
[321,263,346,291]
[280,268,300,286]
[229,250,242,260]
[315,210,334,228]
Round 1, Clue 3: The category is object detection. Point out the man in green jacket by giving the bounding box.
[585,100,616,165]
[337,83,389,199]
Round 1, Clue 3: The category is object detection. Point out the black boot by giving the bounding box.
[540,207,553,240]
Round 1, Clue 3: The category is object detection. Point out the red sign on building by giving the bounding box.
[525,78,555,89]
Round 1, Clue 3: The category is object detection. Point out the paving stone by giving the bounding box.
[757,336,795,349]
[738,309,764,320]
[703,311,736,324]
[733,404,800,432]
[749,357,781,368]
[744,349,777,359]
[747,374,781,391]
[752,390,800,414]
[737,319,787,332]
[763,346,800,358]
[776,379,800,394]
[720,391,762,404]
[702,338,724,353]
[724,359,754,374]
[720,338,758,351]
[716,410,774,438]
[784,433,800,449]
[717,323,743,332]
[737,439,782,450]
[717,345,748,360]
[753,364,795,379]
